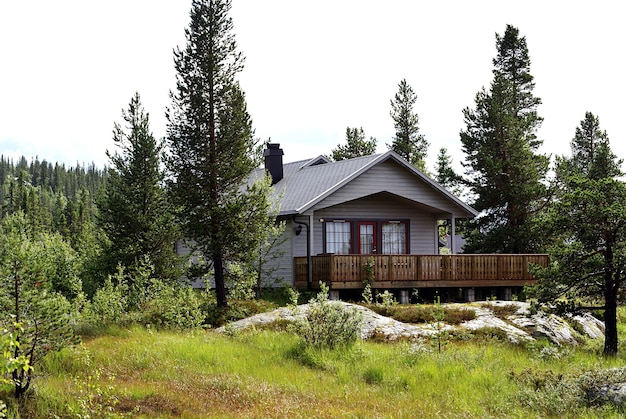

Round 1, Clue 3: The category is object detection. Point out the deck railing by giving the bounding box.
[294,254,549,288]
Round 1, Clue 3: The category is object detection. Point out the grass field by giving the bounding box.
[7,308,626,418]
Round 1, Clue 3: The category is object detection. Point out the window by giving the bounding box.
[382,221,407,254]
[325,221,351,254]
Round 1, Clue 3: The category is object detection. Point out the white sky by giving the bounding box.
[1,1,624,174]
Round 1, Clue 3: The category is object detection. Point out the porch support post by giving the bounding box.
[450,216,456,254]
[308,213,314,288]
[293,215,313,290]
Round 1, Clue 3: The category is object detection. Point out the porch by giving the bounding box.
[294,254,549,290]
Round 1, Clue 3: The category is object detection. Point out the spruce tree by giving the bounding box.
[460,25,548,253]
[434,147,461,193]
[388,79,428,170]
[166,0,272,307]
[99,92,180,281]
[330,127,377,161]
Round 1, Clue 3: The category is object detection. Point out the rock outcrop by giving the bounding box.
[217,300,605,345]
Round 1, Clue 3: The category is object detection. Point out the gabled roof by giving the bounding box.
[265,151,477,218]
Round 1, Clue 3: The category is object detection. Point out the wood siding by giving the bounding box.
[310,160,466,216]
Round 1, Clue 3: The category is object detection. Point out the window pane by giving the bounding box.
[359,223,375,254]
[326,222,351,254]
[382,222,406,254]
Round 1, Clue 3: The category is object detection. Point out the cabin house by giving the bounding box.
[261,143,548,302]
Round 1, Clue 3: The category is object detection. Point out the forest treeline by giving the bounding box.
[0,155,105,240]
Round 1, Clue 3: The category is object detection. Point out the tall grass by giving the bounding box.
[8,322,621,418]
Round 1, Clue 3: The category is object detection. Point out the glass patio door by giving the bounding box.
[358,222,377,254]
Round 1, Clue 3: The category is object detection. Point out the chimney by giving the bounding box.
[263,143,284,185]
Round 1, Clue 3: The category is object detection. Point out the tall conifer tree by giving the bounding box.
[533,113,625,355]
[99,92,180,280]
[388,79,428,170]
[460,25,548,253]
[434,147,461,193]
[166,0,272,307]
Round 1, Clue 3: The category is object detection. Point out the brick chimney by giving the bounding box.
[263,143,284,185]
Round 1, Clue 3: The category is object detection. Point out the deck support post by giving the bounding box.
[504,287,512,301]
[464,288,475,302]
[399,290,409,304]
[329,290,339,301]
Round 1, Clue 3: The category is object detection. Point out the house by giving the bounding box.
[261,143,548,303]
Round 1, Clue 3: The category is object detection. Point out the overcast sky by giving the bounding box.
[1,1,624,174]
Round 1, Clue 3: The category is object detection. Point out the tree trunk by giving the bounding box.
[213,249,228,308]
[603,283,618,356]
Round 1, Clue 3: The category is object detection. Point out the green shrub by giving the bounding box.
[367,304,475,325]
[88,275,128,325]
[481,303,520,318]
[472,327,509,341]
[442,307,476,325]
[142,281,204,330]
[387,305,432,323]
[291,283,363,350]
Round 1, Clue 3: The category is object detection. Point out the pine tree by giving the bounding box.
[99,92,181,281]
[166,0,273,307]
[388,79,428,170]
[330,127,377,161]
[460,25,548,254]
[532,113,625,355]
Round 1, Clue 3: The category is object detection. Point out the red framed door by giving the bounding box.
[358,222,377,254]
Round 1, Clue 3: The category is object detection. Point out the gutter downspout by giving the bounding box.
[293,217,312,290]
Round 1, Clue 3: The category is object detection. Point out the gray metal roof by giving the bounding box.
[260,151,477,218]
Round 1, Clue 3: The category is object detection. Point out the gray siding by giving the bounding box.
[311,160,466,217]
[259,218,295,287]
[312,194,438,255]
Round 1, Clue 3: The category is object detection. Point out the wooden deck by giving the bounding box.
[294,254,549,289]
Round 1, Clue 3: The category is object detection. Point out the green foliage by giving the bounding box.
[434,147,462,194]
[366,303,476,325]
[166,0,274,308]
[85,265,204,331]
[460,24,548,254]
[513,367,626,415]
[387,79,428,170]
[330,127,377,161]
[66,367,133,418]
[531,112,626,355]
[88,275,128,326]
[377,290,397,308]
[287,287,300,307]
[361,284,373,304]
[16,320,626,418]
[430,297,449,352]
[291,283,363,350]
[361,256,375,287]
[142,281,204,330]
[1,323,32,396]
[0,212,80,398]
[250,217,287,299]
[98,92,182,281]
[225,261,256,301]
